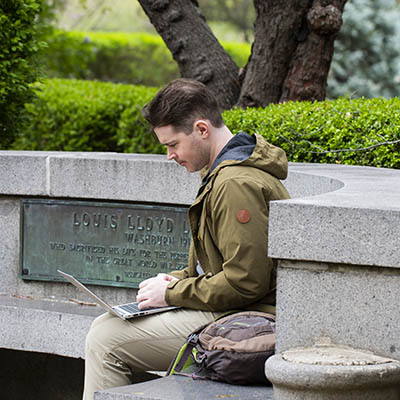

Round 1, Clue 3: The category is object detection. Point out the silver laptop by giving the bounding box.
[58,270,180,320]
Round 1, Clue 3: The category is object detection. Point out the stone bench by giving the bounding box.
[0,152,196,362]
[95,375,273,400]
[0,295,101,358]
[1,151,399,399]
[0,152,333,360]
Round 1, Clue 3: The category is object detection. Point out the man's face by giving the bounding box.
[154,124,210,173]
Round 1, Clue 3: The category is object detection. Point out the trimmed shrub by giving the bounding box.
[14,78,162,154]
[224,97,400,169]
[43,30,96,80]
[43,30,250,86]
[14,79,400,169]
[0,0,45,148]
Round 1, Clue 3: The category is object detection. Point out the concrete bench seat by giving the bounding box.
[95,375,273,400]
[0,294,102,358]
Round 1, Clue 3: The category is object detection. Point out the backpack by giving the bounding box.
[167,311,275,385]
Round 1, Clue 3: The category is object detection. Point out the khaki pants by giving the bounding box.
[83,308,220,400]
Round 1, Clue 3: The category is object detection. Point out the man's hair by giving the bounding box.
[142,78,224,133]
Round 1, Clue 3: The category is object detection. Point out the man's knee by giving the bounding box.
[86,313,123,354]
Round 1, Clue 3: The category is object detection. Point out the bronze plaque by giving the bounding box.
[20,199,191,288]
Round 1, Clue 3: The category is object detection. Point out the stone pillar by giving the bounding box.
[265,345,400,400]
[267,164,400,399]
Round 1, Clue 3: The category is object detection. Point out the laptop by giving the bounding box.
[58,270,180,320]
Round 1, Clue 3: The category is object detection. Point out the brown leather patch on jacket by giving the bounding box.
[236,209,251,224]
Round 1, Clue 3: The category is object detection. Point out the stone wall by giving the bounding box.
[269,163,400,361]
[0,151,399,372]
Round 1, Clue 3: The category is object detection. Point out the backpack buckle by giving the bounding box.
[187,333,199,346]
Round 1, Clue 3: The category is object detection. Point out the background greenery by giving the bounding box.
[0,0,45,147]
[49,0,400,99]
[14,79,400,169]
[43,30,250,86]
[2,0,399,169]
[14,79,161,153]
[330,0,400,99]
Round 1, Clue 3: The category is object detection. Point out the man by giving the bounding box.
[83,79,289,399]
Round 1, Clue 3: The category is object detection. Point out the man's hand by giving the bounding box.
[137,273,178,310]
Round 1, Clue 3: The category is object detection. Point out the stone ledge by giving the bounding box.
[0,152,49,195]
[95,375,273,400]
[0,152,348,204]
[269,163,400,268]
[0,295,102,358]
[0,152,199,205]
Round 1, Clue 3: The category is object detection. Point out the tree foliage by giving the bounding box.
[199,0,255,42]
[0,0,45,148]
[328,0,400,98]
[42,30,250,88]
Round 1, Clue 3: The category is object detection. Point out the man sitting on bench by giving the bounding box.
[83,78,289,400]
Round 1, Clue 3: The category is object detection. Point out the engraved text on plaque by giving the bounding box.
[20,199,191,288]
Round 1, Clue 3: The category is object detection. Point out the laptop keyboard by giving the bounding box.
[118,302,141,313]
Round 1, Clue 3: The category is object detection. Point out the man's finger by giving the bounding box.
[136,291,148,303]
[138,299,152,310]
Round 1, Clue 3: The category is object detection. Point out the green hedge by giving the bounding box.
[224,98,400,169]
[43,30,250,87]
[14,78,162,153]
[0,0,44,148]
[14,79,400,169]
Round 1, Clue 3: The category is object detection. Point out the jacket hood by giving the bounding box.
[201,132,288,184]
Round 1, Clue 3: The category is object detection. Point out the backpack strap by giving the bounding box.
[167,318,211,376]
[167,333,200,375]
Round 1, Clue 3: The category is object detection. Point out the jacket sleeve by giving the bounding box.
[165,176,274,311]
[168,268,190,280]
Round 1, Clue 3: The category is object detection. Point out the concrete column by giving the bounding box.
[265,345,400,400]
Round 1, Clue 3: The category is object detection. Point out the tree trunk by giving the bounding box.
[137,0,240,109]
[280,0,347,102]
[238,0,313,107]
[138,0,347,109]
[238,0,347,107]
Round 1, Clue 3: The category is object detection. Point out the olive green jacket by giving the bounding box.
[165,133,290,314]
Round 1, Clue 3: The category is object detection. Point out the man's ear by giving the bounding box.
[194,120,210,138]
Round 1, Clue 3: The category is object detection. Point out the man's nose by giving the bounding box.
[167,149,176,161]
